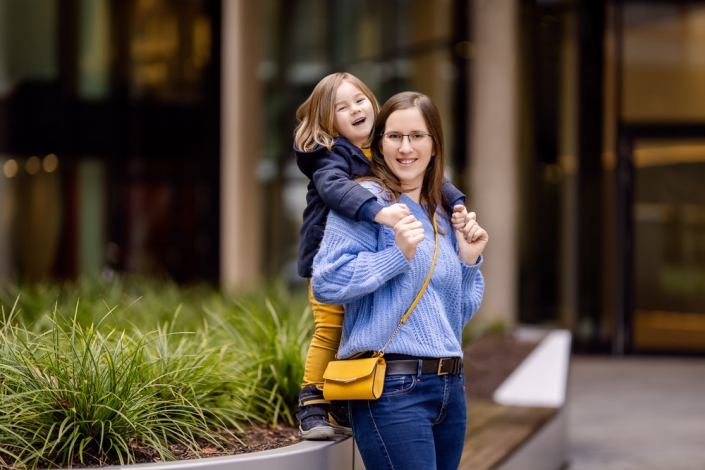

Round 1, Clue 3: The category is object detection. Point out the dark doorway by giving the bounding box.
[617,125,705,354]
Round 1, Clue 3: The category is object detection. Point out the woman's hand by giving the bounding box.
[374,203,411,228]
[455,210,488,265]
[394,215,425,261]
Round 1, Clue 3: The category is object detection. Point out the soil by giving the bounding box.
[125,425,303,464]
[462,333,539,402]
[71,425,303,467]
[68,333,537,467]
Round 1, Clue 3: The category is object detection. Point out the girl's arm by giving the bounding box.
[311,211,410,305]
[310,151,410,227]
[310,150,382,222]
[442,178,466,210]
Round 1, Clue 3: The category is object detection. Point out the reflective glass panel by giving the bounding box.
[633,139,705,351]
[622,3,705,121]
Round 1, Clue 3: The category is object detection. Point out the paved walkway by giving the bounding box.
[567,356,705,470]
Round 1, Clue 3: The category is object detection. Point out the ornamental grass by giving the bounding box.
[0,278,311,468]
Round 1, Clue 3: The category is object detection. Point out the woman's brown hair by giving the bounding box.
[294,72,380,152]
[366,91,448,224]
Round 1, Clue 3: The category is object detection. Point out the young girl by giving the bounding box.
[294,73,466,440]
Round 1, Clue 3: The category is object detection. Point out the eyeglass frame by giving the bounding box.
[379,132,433,145]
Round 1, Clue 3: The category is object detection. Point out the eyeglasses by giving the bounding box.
[380,133,433,145]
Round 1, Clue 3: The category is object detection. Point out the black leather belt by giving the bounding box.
[385,357,462,376]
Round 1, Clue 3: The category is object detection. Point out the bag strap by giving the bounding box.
[377,214,439,356]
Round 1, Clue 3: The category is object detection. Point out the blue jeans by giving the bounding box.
[349,368,467,470]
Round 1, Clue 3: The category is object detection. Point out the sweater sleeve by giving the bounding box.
[311,150,379,221]
[443,214,484,326]
[311,211,410,304]
[460,255,485,326]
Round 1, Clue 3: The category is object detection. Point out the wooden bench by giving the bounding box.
[460,400,557,469]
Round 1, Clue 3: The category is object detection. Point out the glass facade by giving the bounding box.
[610,1,705,352]
[519,0,705,353]
[0,0,221,284]
[2,0,705,353]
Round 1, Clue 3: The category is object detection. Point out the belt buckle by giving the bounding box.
[437,358,450,376]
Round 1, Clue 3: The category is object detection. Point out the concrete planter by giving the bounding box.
[106,328,571,470]
[108,438,356,470]
[492,328,572,470]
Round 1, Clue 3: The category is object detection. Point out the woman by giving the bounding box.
[311,91,488,470]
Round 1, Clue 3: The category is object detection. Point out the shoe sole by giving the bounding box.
[299,425,336,440]
[331,423,353,436]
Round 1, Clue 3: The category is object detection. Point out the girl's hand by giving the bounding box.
[455,211,488,265]
[394,215,425,261]
[374,204,411,228]
[451,205,468,230]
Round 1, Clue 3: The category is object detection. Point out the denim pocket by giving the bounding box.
[382,374,417,397]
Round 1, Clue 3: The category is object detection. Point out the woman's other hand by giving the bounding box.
[394,215,425,261]
[455,211,488,265]
[374,203,411,228]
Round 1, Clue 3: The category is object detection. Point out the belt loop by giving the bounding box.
[417,359,423,378]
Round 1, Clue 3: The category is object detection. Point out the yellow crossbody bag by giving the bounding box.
[322,216,439,401]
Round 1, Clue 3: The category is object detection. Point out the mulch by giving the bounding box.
[65,333,537,467]
[463,333,539,402]
[66,425,302,467]
[128,425,302,463]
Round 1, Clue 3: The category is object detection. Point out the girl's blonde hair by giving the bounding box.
[294,73,379,152]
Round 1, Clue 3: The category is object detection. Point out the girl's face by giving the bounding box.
[333,80,375,148]
[381,106,434,193]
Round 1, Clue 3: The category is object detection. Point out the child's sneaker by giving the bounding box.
[296,386,335,440]
[328,400,353,436]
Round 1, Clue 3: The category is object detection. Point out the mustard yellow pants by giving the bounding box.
[302,280,345,389]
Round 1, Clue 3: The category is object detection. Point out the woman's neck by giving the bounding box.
[403,187,422,204]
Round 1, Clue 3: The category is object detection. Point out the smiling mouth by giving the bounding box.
[352,117,366,126]
[397,159,416,166]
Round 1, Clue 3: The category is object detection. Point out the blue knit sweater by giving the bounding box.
[311,182,484,359]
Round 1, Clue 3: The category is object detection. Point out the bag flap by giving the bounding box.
[323,357,383,382]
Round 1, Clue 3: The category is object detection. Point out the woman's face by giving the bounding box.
[381,106,434,192]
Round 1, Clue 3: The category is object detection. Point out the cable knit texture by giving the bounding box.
[311,182,484,360]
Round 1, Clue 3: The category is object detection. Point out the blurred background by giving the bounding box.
[1,0,704,356]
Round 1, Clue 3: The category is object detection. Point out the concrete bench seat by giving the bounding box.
[460,401,558,470]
